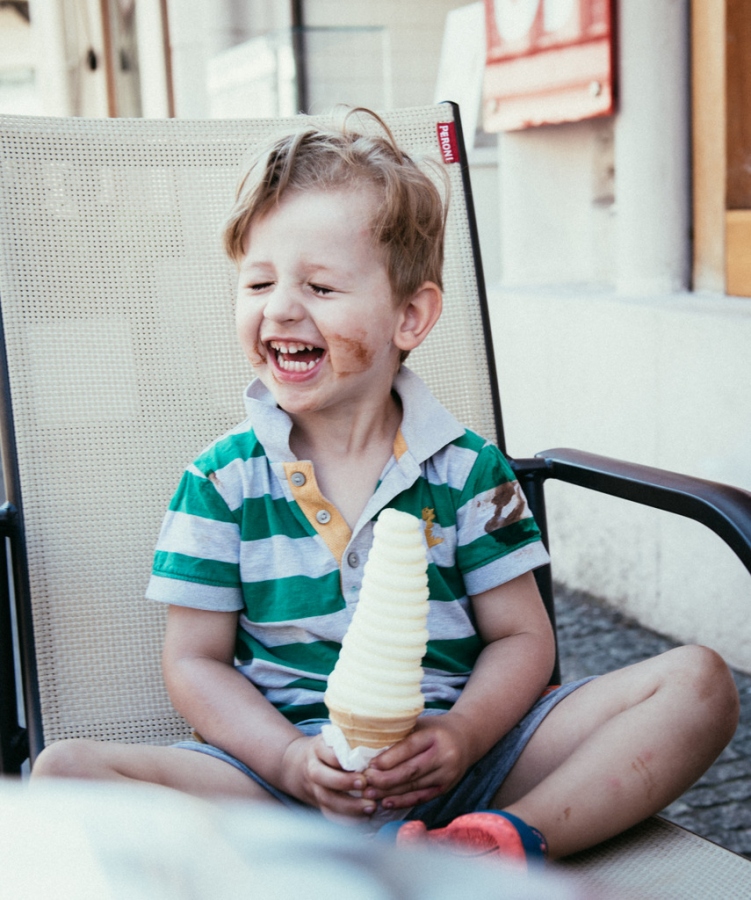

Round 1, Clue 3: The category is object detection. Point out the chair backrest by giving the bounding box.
[0,106,503,760]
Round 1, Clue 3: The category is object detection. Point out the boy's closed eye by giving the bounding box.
[309,283,335,296]
[241,281,336,296]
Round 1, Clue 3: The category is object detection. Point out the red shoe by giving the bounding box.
[393,812,528,867]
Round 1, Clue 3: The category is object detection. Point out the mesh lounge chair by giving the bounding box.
[0,105,750,896]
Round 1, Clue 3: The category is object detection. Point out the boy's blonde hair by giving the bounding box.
[223,109,447,306]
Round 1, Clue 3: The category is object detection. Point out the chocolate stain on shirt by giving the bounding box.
[485,481,526,533]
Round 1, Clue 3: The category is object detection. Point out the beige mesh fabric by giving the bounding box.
[558,816,751,898]
[0,106,496,749]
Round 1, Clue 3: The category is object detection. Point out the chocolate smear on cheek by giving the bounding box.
[329,332,373,375]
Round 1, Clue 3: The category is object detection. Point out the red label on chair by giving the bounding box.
[436,122,459,163]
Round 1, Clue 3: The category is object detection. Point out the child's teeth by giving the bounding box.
[269,341,319,371]
[278,357,317,372]
[272,342,314,354]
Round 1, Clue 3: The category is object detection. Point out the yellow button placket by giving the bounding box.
[283,429,409,568]
[283,461,351,565]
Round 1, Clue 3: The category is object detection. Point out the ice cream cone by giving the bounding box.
[327,703,423,750]
[325,510,430,751]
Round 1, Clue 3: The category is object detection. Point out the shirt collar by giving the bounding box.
[243,378,296,462]
[392,367,465,464]
[242,366,465,465]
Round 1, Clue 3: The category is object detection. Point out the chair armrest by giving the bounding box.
[526,448,751,577]
[0,502,15,536]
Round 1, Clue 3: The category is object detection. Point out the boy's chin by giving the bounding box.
[259,378,323,415]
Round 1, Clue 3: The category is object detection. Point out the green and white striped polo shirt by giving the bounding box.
[147,367,550,724]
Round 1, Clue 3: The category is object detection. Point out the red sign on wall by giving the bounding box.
[483,0,616,132]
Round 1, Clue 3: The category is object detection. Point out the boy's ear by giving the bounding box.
[393,282,443,353]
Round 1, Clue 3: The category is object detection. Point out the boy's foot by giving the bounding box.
[384,811,533,866]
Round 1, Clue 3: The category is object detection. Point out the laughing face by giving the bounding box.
[235,187,407,419]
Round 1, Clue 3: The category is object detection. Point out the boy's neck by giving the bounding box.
[289,391,402,460]
[288,392,403,531]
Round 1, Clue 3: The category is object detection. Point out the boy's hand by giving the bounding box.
[361,714,473,809]
[280,734,378,822]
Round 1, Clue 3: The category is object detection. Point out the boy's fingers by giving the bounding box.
[311,757,366,794]
[316,787,376,819]
[370,730,434,770]
[314,739,344,768]
[310,736,369,791]
[379,784,445,809]
[364,756,441,796]
[310,772,378,819]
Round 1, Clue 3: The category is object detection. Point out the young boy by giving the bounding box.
[33,112,739,865]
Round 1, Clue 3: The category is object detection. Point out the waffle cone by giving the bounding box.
[327,704,422,750]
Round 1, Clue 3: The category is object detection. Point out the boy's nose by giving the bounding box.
[263,286,304,322]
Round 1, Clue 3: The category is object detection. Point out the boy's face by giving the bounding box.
[235,187,405,419]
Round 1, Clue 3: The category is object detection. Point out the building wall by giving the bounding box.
[484,0,751,672]
[0,7,43,115]
[490,286,751,672]
[497,118,614,287]
[29,0,109,116]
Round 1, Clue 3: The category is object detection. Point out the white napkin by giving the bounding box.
[321,723,410,829]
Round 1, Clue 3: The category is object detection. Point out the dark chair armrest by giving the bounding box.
[0,502,15,537]
[523,448,751,577]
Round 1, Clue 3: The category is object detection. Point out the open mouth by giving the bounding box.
[268,340,325,373]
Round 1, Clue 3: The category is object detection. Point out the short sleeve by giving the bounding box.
[454,443,550,596]
[145,466,244,612]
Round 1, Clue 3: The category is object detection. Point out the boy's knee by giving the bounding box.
[32,738,102,780]
[668,644,739,734]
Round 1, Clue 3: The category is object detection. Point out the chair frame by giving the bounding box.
[0,294,33,771]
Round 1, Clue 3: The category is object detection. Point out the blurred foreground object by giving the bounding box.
[0,778,589,900]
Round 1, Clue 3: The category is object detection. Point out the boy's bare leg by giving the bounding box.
[31,739,282,803]
[492,645,739,859]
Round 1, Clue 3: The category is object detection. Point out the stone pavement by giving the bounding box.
[555,585,751,859]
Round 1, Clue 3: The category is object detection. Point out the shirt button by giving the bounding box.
[347,552,359,568]
[290,471,306,487]
[316,509,331,524]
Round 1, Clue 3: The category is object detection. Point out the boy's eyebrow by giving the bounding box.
[237,260,271,278]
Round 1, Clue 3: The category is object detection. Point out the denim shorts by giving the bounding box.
[173,677,594,829]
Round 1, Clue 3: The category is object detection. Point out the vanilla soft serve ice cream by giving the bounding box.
[324,509,430,749]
